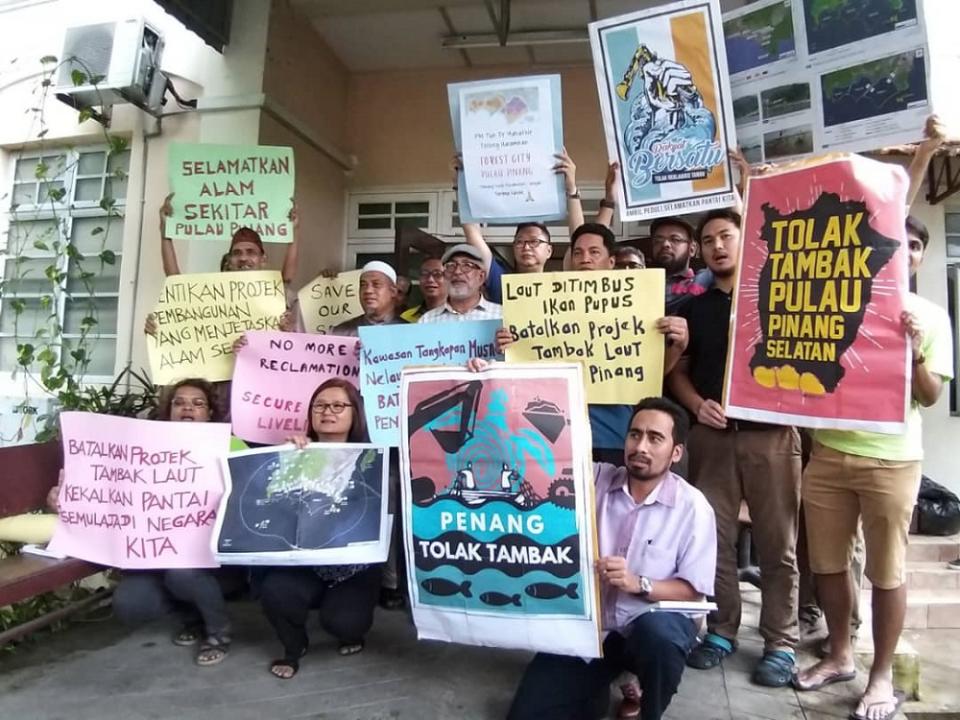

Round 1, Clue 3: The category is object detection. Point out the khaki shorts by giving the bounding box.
[802,442,921,590]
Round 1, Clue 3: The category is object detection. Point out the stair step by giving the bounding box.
[907,533,960,563]
[905,589,960,629]
[864,562,960,591]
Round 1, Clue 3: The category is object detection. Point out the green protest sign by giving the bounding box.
[167,143,295,244]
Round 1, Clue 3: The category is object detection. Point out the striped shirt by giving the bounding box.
[419,298,503,323]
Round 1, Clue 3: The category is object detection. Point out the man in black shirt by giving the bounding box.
[668,209,801,688]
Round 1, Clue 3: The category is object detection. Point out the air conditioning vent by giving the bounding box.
[57,22,116,86]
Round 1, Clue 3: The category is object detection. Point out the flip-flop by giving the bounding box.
[849,690,905,720]
[792,668,857,691]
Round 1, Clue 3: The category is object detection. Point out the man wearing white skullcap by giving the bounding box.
[330,261,407,336]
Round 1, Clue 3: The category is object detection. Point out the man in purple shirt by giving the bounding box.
[507,397,717,720]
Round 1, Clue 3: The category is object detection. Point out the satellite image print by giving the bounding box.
[804,0,918,55]
[820,49,927,127]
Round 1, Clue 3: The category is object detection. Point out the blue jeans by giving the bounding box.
[507,612,698,720]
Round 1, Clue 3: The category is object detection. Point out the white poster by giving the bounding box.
[725,0,960,159]
[450,75,566,224]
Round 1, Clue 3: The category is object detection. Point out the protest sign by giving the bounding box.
[359,320,501,445]
[297,270,363,334]
[146,271,286,385]
[723,154,910,433]
[47,413,230,569]
[502,270,665,404]
[230,331,360,444]
[167,143,295,243]
[449,75,566,224]
[589,0,737,220]
[400,364,601,657]
[213,443,390,566]
[724,0,960,161]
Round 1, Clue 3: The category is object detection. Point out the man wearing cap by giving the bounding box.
[419,244,502,323]
[330,261,408,336]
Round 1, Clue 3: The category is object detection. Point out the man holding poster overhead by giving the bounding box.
[795,215,954,720]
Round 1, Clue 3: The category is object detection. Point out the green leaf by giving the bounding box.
[98,197,115,212]
[33,239,49,251]
[70,69,87,86]
[99,250,116,265]
[40,296,52,310]
[70,348,87,363]
[37,347,56,364]
[40,78,51,87]
[90,226,104,236]
[11,299,25,314]
[16,343,35,365]
[89,74,105,85]
[40,55,57,64]
[34,162,48,179]
[108,136,129,154]
[46,186,66,202]
[80,316,97,329]
[78,107,92,123]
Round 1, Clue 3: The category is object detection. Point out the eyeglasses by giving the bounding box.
[616,260,645,270]
[444,261,481,275]
[172,398,208,409]
[513,238,550,249]
[652,234,690,246]
[419,270,445,281]
[311,402,352,414]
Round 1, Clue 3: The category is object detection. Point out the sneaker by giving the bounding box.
[947,558,960,571]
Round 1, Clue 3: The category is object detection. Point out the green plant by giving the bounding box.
[1,56,135,443]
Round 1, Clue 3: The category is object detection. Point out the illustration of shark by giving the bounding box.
[524,582,579,600]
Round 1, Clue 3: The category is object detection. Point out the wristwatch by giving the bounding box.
[599,198,616,210]
[637,576,653,596]
[567,188,581,199]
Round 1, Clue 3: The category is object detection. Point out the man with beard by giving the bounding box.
[503,396,716,720]
[419,244,502,323]
[330,261,408,336]
[400,257,448,322]
[649,216,712,315]
[668,209,802,688]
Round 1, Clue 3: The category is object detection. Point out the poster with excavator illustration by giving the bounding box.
[723,153,910,433]
[399,364,602,658]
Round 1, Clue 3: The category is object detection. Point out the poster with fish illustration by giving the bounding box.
[723,153,910,433]
[449,74,566,224]
[589,0,737,220]
[211,443,392,565]
[399,363,602,658]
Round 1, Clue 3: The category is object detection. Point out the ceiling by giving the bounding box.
[289,0,751,72]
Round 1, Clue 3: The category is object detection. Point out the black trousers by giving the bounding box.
[260,566,382,660]
[507,612,698,720]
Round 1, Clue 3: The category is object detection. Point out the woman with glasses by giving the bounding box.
[260,378,382,679]
[47,379,240,667]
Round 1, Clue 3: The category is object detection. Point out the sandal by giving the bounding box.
[172,625,201,646]
[195,635,230,666]
[270,646,308,680]
[338,640,364,656]
[686,633,735,670]
[849,690,905,720]
[752,650,796,687]
[792,663,857,691]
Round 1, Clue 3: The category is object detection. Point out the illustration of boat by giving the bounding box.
[523,398,566,443]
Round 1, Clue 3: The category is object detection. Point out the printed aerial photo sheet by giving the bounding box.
[589,0,737,220]
[400,364,602,658]
[213,444,391,565]
[724,0,960,161]
[723,153,911,432]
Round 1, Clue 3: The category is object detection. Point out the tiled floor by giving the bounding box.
[0,585,924,720]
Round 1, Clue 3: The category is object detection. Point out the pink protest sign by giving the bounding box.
[723,154,910,433]
[47,412,231,569]
[230,330,360,444]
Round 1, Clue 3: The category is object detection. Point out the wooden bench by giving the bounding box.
[0,440,106,645]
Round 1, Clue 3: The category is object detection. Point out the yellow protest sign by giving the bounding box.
[147,271,287,384]
[297,270,363,333]
[502,270,665,404]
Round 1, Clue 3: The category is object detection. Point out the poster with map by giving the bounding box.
[400,364,602,658]
[723,154,910,432]
[449,75,565,224]
[213,444,391,565]
[724,0,960,158]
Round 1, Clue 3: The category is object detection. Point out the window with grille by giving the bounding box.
[1,146,129,378]
[349,193,435,239]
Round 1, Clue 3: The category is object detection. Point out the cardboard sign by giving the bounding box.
[213,444,390,566]
[724,153,910,432]
[48,413,231,569]
[146,271,287,385]
[400,364,601,658]
[167,143,295,243]
[589,0,737,220]
[358,320,501,445]
[502,270,665,404]
[230,331,360,444]
[297,270,364,334]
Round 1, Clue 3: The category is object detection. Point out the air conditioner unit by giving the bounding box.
[55,18,166,116]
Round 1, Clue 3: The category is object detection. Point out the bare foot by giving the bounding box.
[854,675,902,720]
[793,658,856,691]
